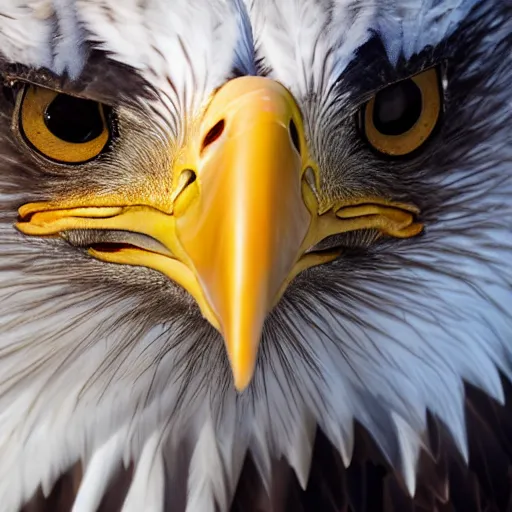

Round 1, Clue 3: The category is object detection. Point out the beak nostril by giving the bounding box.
[171,169,197,205]
[183,169,196,186]
[289,119,300,154]
[201,119,225,152]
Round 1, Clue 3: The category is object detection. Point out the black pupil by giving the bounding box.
[372,79,422,136]
[44,94,104,143]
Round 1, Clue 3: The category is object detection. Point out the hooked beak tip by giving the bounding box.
[232,368,254,392]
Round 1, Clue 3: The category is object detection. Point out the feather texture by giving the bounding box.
[0,0,510,510]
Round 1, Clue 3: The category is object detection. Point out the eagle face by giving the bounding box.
[0,0,510,510]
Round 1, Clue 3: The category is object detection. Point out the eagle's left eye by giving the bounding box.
[17,85,111,164]
[360,67,442,156]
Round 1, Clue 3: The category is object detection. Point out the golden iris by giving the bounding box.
[19,85,110,164]
[363,67,441,156]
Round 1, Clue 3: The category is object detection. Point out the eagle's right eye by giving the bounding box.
[17,85,111,164]
[360,67,442,157]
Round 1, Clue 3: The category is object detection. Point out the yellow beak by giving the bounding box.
[16,77,422,391]
[174,78,310,389]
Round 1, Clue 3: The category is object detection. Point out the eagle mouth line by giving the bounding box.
[61,229,173,257]
[64,228,344,270]
[16,199,423,265]
[61,228,346,260]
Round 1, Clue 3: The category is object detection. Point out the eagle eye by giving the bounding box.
[17,85,111,164]
[361,67,441,156]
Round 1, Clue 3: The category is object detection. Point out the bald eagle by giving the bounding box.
[0,0,511,511]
